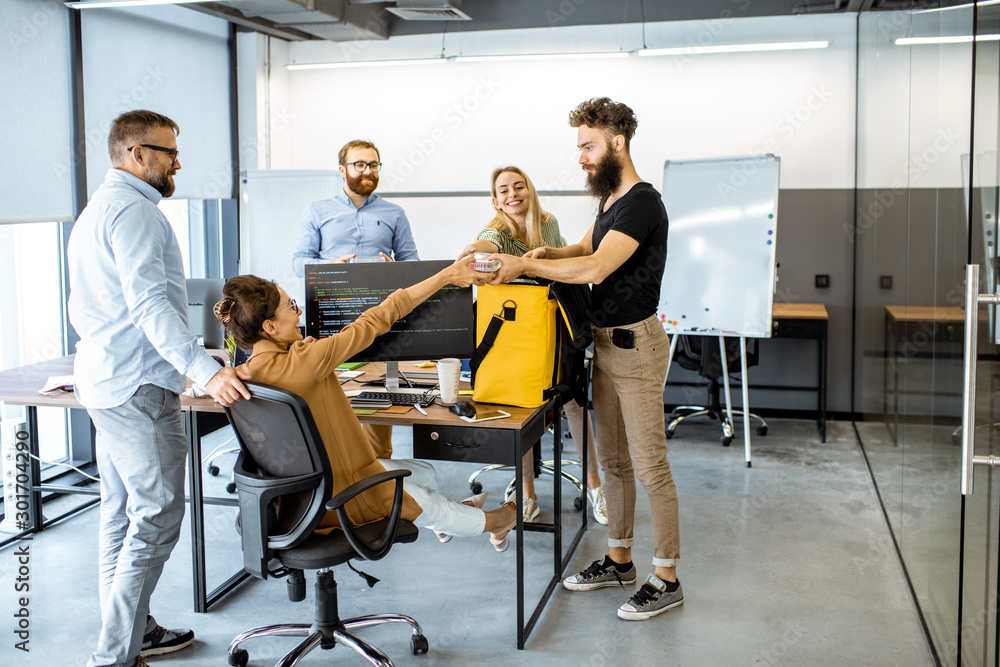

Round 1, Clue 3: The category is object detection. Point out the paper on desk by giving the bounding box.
[338,370,364,379]
[381,405,412,414]
[39,375,75,396]
[352,408,379,415]
[182,385,211,399]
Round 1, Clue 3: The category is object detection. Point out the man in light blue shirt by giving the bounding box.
[291,139,419,277]
[292,140,418,457]
[68,109,250,667]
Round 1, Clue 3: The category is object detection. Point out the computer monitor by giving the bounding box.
[186,278,226,350]
[305,260,474,387]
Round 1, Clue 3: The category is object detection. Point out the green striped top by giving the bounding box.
[476,214,567,257]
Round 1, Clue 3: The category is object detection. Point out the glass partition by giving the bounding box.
[855,6,974,665]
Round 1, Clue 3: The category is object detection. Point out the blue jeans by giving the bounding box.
[86,384,187,667]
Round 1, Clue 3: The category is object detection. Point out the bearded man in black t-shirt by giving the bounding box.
[489,97,681,622]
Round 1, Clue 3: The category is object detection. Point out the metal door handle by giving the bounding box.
[960,264,1000,495]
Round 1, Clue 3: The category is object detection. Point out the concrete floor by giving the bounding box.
[0,417,933,666]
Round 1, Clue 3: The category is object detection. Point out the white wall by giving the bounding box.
[1,0,74,221]
[81,5,233,199]
[243,13,860,261]
[856,10,974,190]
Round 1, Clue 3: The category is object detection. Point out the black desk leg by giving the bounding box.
[28,406,44,532]
[820,320,828,443]
[514,428,525,649]
[186,411,209,613]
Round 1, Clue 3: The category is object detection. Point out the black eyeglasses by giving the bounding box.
[343,161,382,172]
[130,144,179,162]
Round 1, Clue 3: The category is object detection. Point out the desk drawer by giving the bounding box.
[772,318,825,339]
[413,424,519,466]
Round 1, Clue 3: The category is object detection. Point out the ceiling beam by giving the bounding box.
[186,2,317,41]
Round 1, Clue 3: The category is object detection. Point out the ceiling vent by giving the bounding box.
[386,1,471,21]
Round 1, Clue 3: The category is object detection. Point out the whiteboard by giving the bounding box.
[657,155,780,338]
[240,170,342,304]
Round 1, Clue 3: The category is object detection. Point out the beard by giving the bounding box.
[144,165,176,197]
[585,147,623,203]
[346,171,378,197]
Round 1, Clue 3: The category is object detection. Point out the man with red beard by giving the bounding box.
[292,139,419,277]
[489,97,680,622]
[68,109,250,667]
[292,140,418,458]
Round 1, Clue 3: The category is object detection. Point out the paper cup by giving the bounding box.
[436,358,461,404]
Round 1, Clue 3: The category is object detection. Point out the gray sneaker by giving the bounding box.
[617,574,684,620]
[563,556,636,591]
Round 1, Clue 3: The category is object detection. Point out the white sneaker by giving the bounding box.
[588,486,608,525]
[522,496,541,522]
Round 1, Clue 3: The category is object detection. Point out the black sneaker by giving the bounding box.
[140,625,194,656]
[617,574,684,620]
[563,556,637,591]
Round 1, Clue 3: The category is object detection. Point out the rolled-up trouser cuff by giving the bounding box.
[608,537,634,549]
[653,557,679,568]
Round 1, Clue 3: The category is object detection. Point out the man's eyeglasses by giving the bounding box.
[130,144,179,163]
[343,161,382,172]
[270,299,298,319]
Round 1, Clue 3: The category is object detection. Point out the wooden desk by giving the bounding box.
[0,355,249,614]
[350,365,587,650]
[771,303,829,441]
[0,357,583,649]
[883,306,966,444]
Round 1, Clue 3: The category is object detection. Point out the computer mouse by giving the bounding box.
[448,400,477,418]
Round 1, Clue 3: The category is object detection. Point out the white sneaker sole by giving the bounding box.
[140,636,194,656]
[563,574,636,592]
[617,597,683,620]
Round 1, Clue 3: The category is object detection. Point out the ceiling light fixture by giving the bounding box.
[452,52,630,63]
[915,0,1000,14]
[66,0,234,8]
[288,52,629,70]
[287,58,448,71]
[895,34,1000,45]
[638,40,829,57]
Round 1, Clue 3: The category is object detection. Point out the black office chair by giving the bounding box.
[223,381,427,667]
[667,335,768,446]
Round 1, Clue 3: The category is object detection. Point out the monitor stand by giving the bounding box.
[385,361,400,391]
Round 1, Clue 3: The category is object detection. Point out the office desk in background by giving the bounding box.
[664,304,828,441]
[883,305,965,444]
[0,356,584,650]
[771,303,829,442]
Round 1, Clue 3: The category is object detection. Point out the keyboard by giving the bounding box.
[356,390,433,406]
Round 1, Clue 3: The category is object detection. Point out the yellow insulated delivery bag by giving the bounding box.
[470,279,591,409]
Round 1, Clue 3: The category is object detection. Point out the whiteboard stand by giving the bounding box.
[662,331,753,467]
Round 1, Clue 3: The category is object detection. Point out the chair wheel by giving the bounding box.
[208,464,220,476]
[229,648,249,666]
[665,429,674,439]
[411,634,429,655]
[470,481,483,494]
[226,482,237,494]
[757,426,768,436]
[573,496,584,511]
[721,436,733,447]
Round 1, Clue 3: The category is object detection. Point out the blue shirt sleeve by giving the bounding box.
[292,204,321,277]
[110,202,220,388]
[391,209,419,261]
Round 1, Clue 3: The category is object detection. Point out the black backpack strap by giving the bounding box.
[470,300,516,388]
